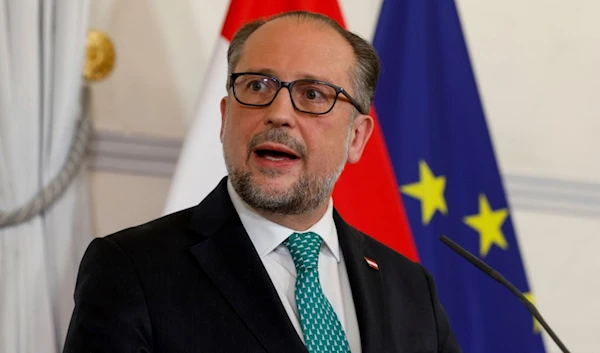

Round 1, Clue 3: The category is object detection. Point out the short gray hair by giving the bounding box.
[226,11,381,115]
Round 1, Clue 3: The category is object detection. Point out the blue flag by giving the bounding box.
[372,1,547,352]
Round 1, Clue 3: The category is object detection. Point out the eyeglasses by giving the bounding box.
[228,72,366,115]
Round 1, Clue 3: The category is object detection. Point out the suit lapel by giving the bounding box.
[188,178,307,353]
[335,211,384,353]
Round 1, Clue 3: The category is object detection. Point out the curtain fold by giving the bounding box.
[0,0,91,352]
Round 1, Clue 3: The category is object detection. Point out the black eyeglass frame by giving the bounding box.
[228,72,367,115]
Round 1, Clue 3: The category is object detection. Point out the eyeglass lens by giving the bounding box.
[233,74,338,114]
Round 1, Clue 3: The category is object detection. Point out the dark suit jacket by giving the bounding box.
[63,177,461,353]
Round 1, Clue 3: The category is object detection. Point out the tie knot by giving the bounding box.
[283,232,322,272]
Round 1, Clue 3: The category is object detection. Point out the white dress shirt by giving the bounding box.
[227,180,362,353]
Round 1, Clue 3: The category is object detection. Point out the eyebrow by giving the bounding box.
[242,68,335,84]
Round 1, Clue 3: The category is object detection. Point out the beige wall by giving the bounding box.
[87,1,600,352]
[87,171,171,237]
[86,0,189,236]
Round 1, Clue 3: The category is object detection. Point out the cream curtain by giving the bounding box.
[0,0,91,352]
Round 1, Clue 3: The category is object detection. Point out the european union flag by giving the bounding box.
[372,1,547,352]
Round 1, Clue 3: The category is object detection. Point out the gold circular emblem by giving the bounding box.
[83,29,116,82]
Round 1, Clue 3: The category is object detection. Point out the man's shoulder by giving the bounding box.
[333,210,422,273]
[348,226,439,304]
[359,229,421,269]
[96,178,234,258]
[344,223,430,284]
[101,205,201,254]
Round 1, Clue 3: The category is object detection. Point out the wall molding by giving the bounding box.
[503,175,600,218]
[88,130,183,178]
[87,129,600,218]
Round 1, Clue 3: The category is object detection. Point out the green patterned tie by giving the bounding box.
[283,232,351,353]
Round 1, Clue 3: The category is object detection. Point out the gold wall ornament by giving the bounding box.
[83,29,116,82]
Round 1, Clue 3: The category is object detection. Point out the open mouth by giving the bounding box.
[255,149,300,161]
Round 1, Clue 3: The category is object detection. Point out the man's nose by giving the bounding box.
[263,87,297,128]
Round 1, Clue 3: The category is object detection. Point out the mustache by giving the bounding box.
[248,129,307,158]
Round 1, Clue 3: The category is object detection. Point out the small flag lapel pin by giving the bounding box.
[364,257,379,270]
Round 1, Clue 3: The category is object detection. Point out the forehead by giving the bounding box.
[236,17,355,86]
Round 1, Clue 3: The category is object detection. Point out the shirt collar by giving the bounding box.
[227,179,340,262]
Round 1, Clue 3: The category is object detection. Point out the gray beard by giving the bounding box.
[227,164,343,215]
[224,125,352,216]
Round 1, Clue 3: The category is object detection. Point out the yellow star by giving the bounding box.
[523,292,542,333]
[463,194,509,257]
[400,160,447,225]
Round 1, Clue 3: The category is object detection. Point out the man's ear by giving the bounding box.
[220,97,228,142]
[347,114,374,164]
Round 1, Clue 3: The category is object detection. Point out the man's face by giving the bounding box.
[220,18,373,215]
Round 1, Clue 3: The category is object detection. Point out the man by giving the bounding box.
[64,11,461,353]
